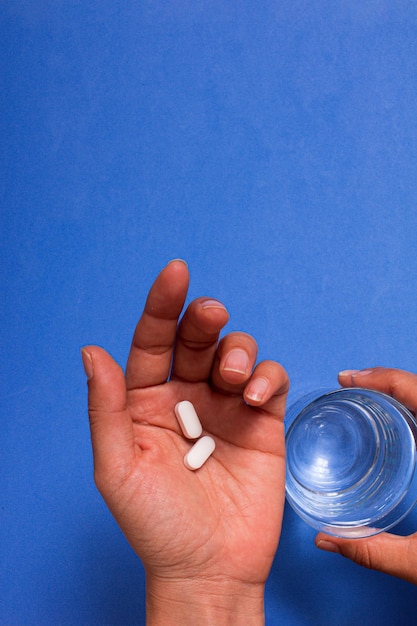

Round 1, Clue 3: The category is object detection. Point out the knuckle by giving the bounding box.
[179,337,217,352]
[387,370,406,397]
[353,543,374,570]
[134,342,172,357]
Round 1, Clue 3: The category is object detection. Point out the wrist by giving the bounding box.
[146,574,265,626]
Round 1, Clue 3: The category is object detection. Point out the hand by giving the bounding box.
[81,260,289,624]
[315,367,417,585]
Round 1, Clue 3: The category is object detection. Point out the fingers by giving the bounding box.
[125,260,189,390]
[322,367,417,583]
[315,531,417,585]
[244,360,289,417]
[338,367,417,413]
[82,346,135,490]
[211,331,259,392]
[170,297,230,382]
[211,332,289,417]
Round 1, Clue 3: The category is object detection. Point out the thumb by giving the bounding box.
[315,531,417,585]
[81,346,135,491]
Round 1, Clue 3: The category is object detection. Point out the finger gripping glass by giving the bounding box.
[285,388,417,538]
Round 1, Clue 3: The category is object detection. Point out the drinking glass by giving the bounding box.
[285,388,417,538]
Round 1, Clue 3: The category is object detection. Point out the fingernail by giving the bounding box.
[201,299,227,311]
[353,369,374,377]
[223,349,249,375]
[246,377,269,403]
[339,370,360,377]
[81,348,93,380]
[316,539,340,554]
[167,258,188,267]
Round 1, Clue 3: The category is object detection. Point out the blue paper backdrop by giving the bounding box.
[2,2,417,624]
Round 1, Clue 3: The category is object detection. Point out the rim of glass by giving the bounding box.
[285,387,417,538]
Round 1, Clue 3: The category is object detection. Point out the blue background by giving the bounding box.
[2,1,417,624]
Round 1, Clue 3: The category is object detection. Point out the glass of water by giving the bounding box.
[285,388,417,538]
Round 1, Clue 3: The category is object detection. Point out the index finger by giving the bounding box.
[125,260,189,390]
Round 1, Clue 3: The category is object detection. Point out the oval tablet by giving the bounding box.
[174,400,203,439]
[184,436,216,470]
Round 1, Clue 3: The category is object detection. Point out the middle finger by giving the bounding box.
[170,297,230,382]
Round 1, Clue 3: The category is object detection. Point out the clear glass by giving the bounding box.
[285,388,417,538]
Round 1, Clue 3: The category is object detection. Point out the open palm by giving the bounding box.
[83,261,288,589]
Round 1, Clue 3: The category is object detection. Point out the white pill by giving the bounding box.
[184,436,216,470]
[174,400,203,439]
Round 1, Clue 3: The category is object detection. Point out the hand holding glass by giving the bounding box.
[285,388,417,538]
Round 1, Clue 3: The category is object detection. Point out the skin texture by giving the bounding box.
[316,367,417,586]
[82,260,289,625]
[82,262,417,622]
